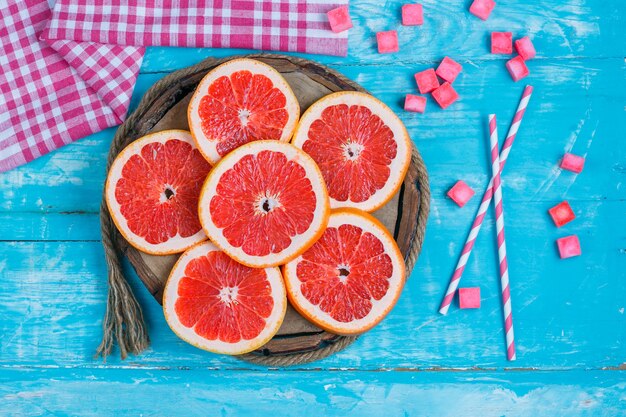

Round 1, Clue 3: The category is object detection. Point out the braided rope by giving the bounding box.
[98,54,430,366]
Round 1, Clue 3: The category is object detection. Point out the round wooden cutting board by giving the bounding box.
[110,54,430,365]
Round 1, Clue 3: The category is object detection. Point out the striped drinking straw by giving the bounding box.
[439,86,533,315]
[488,114,516,361]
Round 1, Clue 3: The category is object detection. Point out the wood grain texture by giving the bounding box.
[1,194,624,370]
[0,0,624,413]
[1,369,625,417]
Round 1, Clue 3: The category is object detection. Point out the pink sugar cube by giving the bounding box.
[404,94,427,113]
[506,56,529,81]
[327,6,353,33]
[469,0,496,20]
[549,201,575,228]
[432,82,459,109]
[377,30,399,54]
[402,4,424,26]
[515,36,536,60]
[556,235,581,259]
[491,32,513,54]
[560,153,585,173]
[436,57,463,83]
[459,287,481,309]
[414,68,440,94]
[447,180,474,207]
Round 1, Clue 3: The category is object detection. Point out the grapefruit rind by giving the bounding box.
[162,241,287,355]
[198,140,331,268]
[188,58,300,165]
[291,91,412,212]
[105,129,209,255]
[282,208,406,336]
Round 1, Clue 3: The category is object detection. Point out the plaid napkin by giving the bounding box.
[0,0,143,172]
[0,0,348,172]
[44,0,349,56]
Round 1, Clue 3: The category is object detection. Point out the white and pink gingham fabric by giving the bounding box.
[0,0,348,172]
[0,0,143,172]
[44,0,348,56]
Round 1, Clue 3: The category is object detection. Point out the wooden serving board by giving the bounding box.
[114,54,429,362]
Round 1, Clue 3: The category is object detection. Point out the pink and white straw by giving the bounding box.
[488,114,516,361]
[439,86,533,315]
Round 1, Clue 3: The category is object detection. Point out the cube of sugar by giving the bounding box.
[447,180,474,207]
[377,30,399,53]
[560,153,585,173]
[491,32,513,54]
[469,0,496,20]
[515,36,536,60]
[556,235,581,259]
[402,4,424,26]
[432,82,459,109]
[459,287,481,309]
[548,201,575,227]
[506,56,529,81]
[404,94,427,113]
[327,6,353,33]
[414,68,440,93]
[436,57,463,83]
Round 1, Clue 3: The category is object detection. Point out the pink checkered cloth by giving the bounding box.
[44,0,349,55]
[0,0,143,172]
[0,0,348,172]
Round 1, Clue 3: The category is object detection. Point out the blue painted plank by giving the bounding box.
[0,368,624,416]
[0,213,100,241]
[1,58,624,214]
[0,199,623,370]
[0,130,113,213]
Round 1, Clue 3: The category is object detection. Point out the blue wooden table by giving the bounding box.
[1,1,624,415]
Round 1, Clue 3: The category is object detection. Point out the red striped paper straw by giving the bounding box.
[489,114,516,361]
[439,85,533,315]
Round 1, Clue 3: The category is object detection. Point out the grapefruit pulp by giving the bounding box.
[105,130,211,255]
[282,208,406,335]
[198,140,330,268]
[291,91,412,212]
[188,58,300,164]
[163,241,286,355]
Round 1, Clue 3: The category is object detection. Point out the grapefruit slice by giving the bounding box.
[282,208,406,335]
[292,91,412,212]
[188,58,300,164]
[198,140,330,268]
[105,130,211,255]
[163,241,286,355]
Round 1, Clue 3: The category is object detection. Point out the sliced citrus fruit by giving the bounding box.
[198,140,330,268]
[283,208,406,335]
[188,58,300,164]
[105,130,211,255]
[163,241,286,355]
[292,91,412,212]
